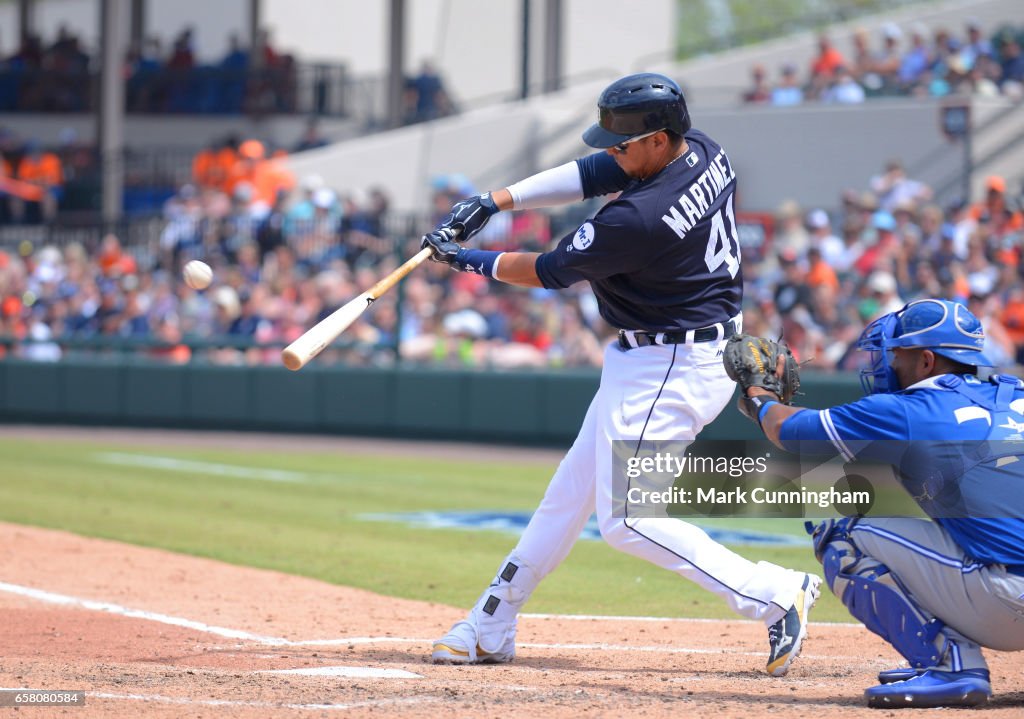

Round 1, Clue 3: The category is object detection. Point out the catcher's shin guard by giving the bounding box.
[432,554,540,664]
[817,527,951,670]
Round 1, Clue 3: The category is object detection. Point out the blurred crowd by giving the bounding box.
[743,18,1024,105]
[741,163,1024,373]
[0,24,457,121]
[0,24,298,114]
[2,153,1022,373]
[0,166,606,369]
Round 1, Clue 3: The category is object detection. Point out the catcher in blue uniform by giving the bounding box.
[725,299,1024,708]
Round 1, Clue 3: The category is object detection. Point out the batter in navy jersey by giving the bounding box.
[747,299,1024,708]
[421,73,819,676]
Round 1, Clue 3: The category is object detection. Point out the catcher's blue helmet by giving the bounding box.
[856,299,993,394]
[582,73,691,149]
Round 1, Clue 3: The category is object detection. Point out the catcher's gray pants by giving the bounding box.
[851,517,1024,670]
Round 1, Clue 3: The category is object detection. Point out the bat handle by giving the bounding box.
[367,246,434,300]
[366,228,459,300]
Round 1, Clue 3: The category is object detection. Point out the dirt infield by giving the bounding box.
[1,523,1022,718]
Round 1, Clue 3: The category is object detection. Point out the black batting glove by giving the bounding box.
[438,192,499,241]
[421,228,462,264]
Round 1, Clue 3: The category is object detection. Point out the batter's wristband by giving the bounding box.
[757,399,779,426]
[453,248,502,278]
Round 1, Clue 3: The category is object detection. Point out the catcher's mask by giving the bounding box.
[582,73,691,149]
[855,298,993,395]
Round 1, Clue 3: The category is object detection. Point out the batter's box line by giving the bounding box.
[90,691,441,712]
[0,580,870,662]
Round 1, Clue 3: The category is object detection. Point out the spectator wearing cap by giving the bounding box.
[891,200,922,242]
[865,270,903,318]
[285,174,326,234]
[294,187,344,266]
[869,158,932,211]
[854,211,898,276]
[771,64,804,106]
[969,175,1024,238]
[806,209,844,267]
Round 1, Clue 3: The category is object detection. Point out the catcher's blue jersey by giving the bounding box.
[535,129,743,331]
[780,373,1024,567]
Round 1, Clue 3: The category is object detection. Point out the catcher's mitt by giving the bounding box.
[723,334,801,423]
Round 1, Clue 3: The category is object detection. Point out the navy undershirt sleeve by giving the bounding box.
[576,152,630,198]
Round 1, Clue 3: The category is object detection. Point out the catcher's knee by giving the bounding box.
[809,519,949,669]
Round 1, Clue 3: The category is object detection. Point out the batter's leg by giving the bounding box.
[432,392,600,663]
[594,341,818,675]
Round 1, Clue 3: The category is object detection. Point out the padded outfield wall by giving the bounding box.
[0,359,863,445]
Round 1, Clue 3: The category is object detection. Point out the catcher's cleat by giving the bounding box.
[766,573,821,677]
[877,666,923,684]
[865,668,991,708]
[431,620,515,664]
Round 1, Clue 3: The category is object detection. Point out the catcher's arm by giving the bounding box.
[747,385,805,448]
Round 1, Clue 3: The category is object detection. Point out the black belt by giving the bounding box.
[618,319,738,350]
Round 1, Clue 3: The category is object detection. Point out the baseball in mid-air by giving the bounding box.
[183,260,213,290]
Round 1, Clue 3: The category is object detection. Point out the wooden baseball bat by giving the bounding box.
[281,245,435,371]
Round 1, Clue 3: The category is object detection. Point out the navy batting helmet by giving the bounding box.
[856,299,993,394]
[582,73,691,149]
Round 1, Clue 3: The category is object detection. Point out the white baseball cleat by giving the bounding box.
[431,619,515,664]
[766,573,822,677]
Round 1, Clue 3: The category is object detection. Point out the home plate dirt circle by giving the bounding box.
[2,522,1023,718]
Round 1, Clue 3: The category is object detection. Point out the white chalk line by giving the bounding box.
[89,692,438,712]
[0,580,866,663]
[523,612,861,628]
[93,452,312,483]
[260,666,422,679]
[0,581,291,645]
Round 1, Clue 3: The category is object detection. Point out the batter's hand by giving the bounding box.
[723,334,801,422]
[437,193,499,242]
[421,228,462,264]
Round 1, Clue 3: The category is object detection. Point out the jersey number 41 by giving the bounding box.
[705,195,741,279]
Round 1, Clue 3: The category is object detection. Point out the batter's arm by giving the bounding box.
[494,252,544,288]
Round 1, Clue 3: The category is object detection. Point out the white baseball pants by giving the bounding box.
[512,337,804,624]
